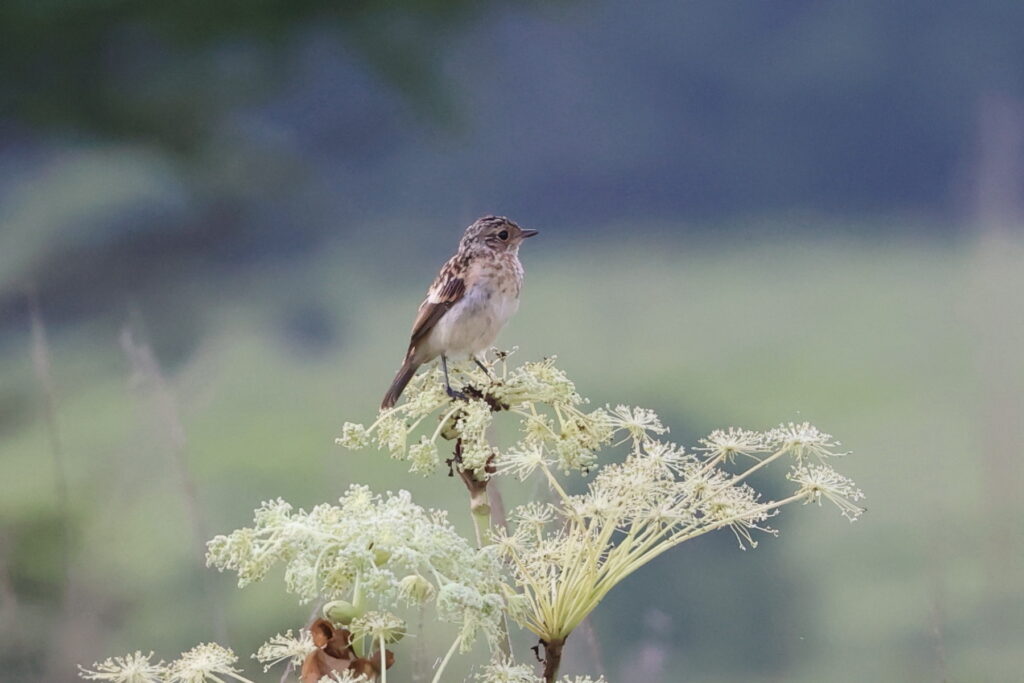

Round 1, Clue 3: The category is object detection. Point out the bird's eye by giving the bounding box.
[497,230,509,240]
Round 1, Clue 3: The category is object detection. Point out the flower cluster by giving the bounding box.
[789,464,865,520]
[697,423,846,465]
[80,644,251,683]
[253,630,315,672]
[80,651,167,683]
[492,419,863,646]
[474,657,607,683]
[337,352,668,479]
[206,485,508,651]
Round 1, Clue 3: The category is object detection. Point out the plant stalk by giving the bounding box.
[430,636,460,683]
[542,638,565,683]
[452,438,512,656]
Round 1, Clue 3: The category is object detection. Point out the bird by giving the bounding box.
[381,216,538,410]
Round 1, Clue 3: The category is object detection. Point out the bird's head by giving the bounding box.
[460,215,539,254]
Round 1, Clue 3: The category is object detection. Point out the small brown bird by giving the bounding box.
[381,216,538,409]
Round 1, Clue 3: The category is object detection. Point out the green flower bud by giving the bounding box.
[323,599,361,625]
[373,547,391,566]
[441,414,461,441]
[398,574,435,604]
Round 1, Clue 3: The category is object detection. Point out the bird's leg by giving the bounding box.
[473,356,494,379]
[441,355,467,401]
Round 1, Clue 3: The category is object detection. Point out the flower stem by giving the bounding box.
[430,636,460,683]
[380,634,387,683]
[452,438,513,657]
[542,638,565,683]
[471,503,491,547]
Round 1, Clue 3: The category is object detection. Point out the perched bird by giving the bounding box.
[381,216,538,409]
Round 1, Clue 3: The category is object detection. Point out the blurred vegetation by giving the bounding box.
[5,1,1024,330]
[2,0,1024,210]
[3,1,1024,681]
[0,0,528,150]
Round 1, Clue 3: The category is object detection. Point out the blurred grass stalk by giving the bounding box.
[27,284,71,581]
[26,285,75,680]
[119,320,227,643]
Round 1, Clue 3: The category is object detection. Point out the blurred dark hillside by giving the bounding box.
[4,0,1024,321]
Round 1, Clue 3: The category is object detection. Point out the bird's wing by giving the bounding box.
[409,261,466,347]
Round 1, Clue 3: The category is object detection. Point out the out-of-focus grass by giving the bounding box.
[1,231,1021,681]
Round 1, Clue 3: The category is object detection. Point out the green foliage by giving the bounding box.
[0,0,521,148]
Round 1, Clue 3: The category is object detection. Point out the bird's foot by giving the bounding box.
[446,386,468,402]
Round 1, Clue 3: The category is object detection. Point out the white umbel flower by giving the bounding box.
[166,643,251,683]
[253,630,315,672]
[79,651,166,683]
[474,656,542,682]
[790,464,865,521]
[697,427,767,463]
[768,422,845,463]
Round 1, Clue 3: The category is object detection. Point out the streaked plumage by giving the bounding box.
[381,216,537,409]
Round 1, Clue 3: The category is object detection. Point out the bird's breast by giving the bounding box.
[429,278,520,356]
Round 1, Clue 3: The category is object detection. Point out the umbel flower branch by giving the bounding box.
[80,351,863,683]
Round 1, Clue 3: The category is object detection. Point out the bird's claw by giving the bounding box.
[446,386,468,402]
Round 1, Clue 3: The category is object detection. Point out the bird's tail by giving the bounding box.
[381,358,419,410]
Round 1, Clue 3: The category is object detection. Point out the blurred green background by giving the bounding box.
[2,1,1024,681]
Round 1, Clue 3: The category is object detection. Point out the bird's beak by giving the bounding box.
[521,229,540,238]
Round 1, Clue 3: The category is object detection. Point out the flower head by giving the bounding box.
[349,611,406,644]
[512,501,556,530]
[474,656,541,683]
[335,423,370,450]
[496,445,552,480]
[790,464,865,521]
[166,643,249,683]
[253,630,315,672]
[492,357,579,406]
[408,436,440,476]
[697,427,767,463]
[639,439,691,475]
[768,422,845,463]
[702,482,776,550]
[316,673,371,683]
[608,405,668,444]
[79,651,166,683]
